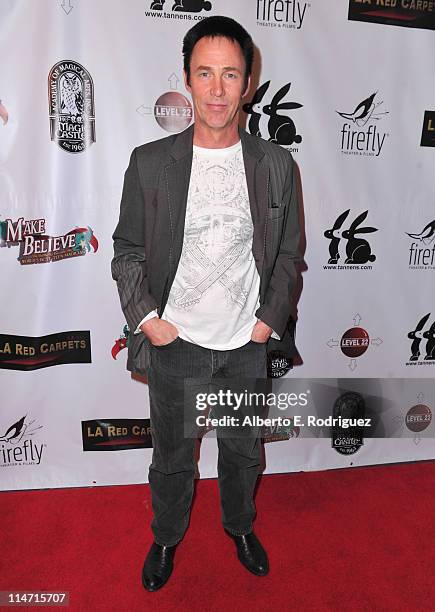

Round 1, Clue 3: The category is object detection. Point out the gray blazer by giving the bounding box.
[112,125,301,374]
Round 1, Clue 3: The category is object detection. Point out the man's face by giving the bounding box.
[184,36,250,135]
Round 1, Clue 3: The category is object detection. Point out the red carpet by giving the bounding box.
[2,462,435,611]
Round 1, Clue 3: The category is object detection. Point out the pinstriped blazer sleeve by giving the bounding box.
[255,151,301,338]
[111,148,158,334]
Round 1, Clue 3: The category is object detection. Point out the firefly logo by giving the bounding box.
[0,416,45,467]
[256,0,309,29]
[336,92,389,157]
[406,219,435,269]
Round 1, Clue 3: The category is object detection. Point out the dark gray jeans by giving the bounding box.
[147,336,267,546]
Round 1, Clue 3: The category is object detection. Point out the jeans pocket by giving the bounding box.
[151,336,181,349]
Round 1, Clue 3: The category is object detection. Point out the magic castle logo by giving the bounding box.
[145,0,212,20]
[406,218,435,269]
[336,92,389,157]
[348,0,435,31]
[406,313,435,366]
[137,73,193,133]
[331,392,366,455]
[255,0,310,29]
[243,81,303,153]
[49,60,96,153]
[323,210,378,270]
[0,416,45,468]
[0,216,98,265]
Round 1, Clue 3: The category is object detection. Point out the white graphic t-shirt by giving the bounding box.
[161,140,261,350]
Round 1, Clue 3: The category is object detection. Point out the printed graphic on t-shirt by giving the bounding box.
[167,145,255,321]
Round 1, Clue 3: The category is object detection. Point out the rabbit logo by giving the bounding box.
[150,0,212,11]
[407,314,435,363]
[337,92,389,157]
[243,81,302,146]
[421,110,435,148]
[324,210,377,266]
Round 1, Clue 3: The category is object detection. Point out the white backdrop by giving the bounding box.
[1,0,434,491]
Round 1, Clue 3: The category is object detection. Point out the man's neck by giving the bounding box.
[192,123,240,149]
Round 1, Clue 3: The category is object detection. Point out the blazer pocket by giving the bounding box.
[268,206,285,220]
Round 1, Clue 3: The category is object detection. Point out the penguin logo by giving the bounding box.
[336,92,389,128]
[406,220,435,246]
[0,416,42,445]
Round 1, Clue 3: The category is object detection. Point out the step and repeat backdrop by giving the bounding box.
[1,0,434,490]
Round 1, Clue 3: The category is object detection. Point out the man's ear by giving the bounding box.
[242,74,251,99]
[183,69,191,93]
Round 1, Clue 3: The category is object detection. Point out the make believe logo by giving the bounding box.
[262,419,300,443]
[336,91,389,157]
[0,216,98,265]
[0,416,46,468]
[243,81,303,153]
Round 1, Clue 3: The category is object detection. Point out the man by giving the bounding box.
[112,16,301,591]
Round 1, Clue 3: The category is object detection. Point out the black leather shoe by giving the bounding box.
[141,542,177,592]
[226,531,269,576]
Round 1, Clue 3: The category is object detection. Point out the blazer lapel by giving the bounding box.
[240,128,269,279]
[164,126,194,278]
